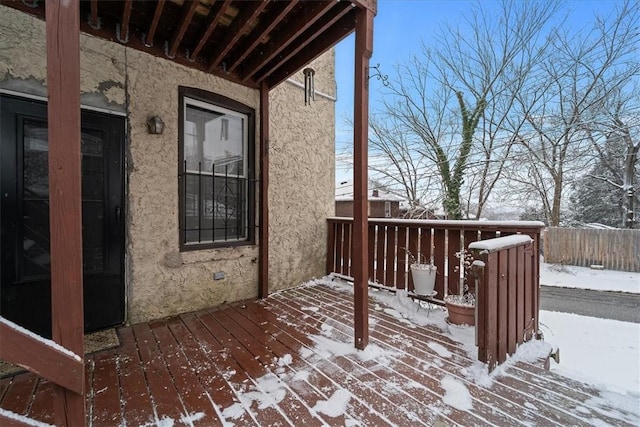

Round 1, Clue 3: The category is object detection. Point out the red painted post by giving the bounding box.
[46,0,85,425]
[353,7,374,350]
[259,82,270,298]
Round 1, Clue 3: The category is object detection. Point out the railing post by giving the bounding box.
[326,220,336,275]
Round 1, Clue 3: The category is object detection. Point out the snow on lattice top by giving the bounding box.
[468,234,533,253]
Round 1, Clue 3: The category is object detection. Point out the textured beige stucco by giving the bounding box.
[268,53,336,292]
[0,6,336,324]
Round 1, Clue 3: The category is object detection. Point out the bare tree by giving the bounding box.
[375,0,559,219]
[367,113,441,215]
[584,87,640,228]
[510,1,640,226]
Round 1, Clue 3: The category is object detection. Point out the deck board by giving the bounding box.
[1,281,637,426]
[289,286,590,426]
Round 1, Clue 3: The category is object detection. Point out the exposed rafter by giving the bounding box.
[89,0,99,29]
[117,0,132,43]
[189,0,232,61]
[255,3,353,83]
[208,1,269,72]
[144,0,165,48]
[2,0,376,91]
[241,0,337,83]
[167,0,200,58]
[226,0,299,74]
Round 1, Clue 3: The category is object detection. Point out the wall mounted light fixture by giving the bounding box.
[303,67,315,105]
[147,115,165,134]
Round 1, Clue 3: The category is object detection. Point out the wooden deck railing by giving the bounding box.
[0,317,84,426]
[469,235,539,371]
[327,217,543,300]
[326,217,544,370]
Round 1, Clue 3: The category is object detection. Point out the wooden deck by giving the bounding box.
[1,280,637,426]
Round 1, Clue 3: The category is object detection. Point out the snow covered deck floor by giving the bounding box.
[1,281,637,426]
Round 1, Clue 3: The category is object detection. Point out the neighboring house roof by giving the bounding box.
[335,181,405,202]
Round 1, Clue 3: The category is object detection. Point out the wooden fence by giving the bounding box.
[470,236,538,371]
[544,227,640,272]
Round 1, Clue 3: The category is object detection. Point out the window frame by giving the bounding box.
[384,201,391,218]
[178,87,256,251]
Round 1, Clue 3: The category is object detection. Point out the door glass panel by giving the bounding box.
[22,120,51,278]
[20,120,106,280]
[81,129,105,273]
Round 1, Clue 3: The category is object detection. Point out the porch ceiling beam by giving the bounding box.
[117,0,132,43]
[351,0,378,14]
[208,0,269,72]
[352,7,374,350]
[89,0,99,29]
[226,0,300,74]
[167,0,200,58]
[259,82,270,299]
[46,0,85,424]
[144,0,165,48]
[254,3,352,84]
[263,11,355,88]
[189,0,232,61]
[241,0,337,83]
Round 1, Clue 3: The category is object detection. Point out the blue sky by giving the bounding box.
[333,0,622,152]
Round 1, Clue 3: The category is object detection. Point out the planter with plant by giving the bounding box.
[444,249,480,326]
[404,248,437,296]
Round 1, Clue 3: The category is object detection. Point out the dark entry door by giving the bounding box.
[1,95,125,337]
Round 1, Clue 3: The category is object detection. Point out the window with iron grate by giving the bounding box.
[178,88,255,250]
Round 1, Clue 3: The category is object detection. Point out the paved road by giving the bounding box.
[540,286,640,323]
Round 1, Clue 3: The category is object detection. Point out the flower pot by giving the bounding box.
[410,264,436,296]
[445,299,475,326]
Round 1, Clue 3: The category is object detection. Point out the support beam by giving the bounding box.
[259,82,270,299]
[117,0,132,43]
[144,0,165,47]
[241,1,336,83]
[168,0,200,58]
[254,3,353,84]
[264,10,355,88]
[227,0,300,74]
[190,0,232,60]
[208,1,269,72]
[46,0,85,425]
[352,7,374,350]
[89,0,99,29]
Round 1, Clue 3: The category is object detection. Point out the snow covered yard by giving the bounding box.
[2,277,638,426]
[540,262,640,294]
[539,262,640,404]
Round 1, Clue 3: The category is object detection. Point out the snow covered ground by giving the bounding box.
[540,262,640,293]
[539,262,640,399]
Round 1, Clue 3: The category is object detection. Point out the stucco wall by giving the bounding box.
[0,6,336,324]
[269,53,336,292]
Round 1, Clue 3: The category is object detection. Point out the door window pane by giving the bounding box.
[20,120,106,279]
